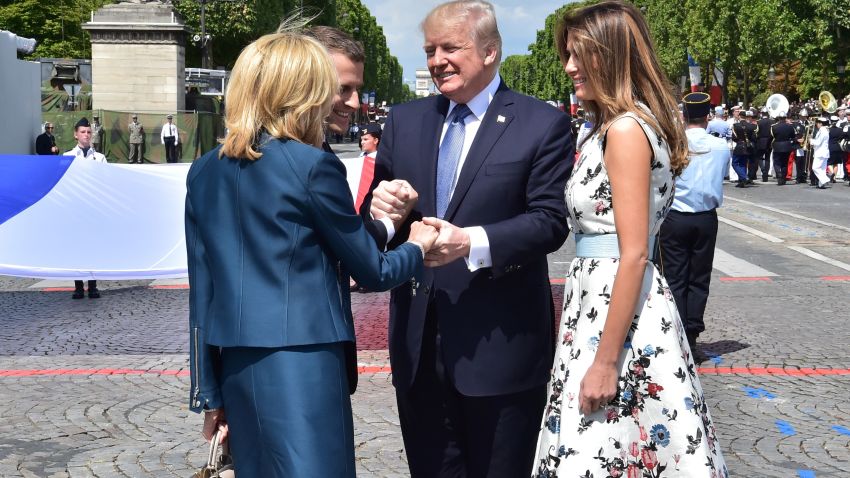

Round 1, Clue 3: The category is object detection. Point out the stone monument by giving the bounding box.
[83,1,189,112]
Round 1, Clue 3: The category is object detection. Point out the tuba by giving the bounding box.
[819,90,838,114]
[766,93,789,118]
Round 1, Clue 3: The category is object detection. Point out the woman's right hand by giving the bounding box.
[202,408,228,443]
[408,221,439,252]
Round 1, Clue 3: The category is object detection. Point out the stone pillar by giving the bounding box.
[83,3,189,113]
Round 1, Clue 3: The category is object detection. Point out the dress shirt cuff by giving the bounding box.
[378,217,395,245]
[464,226,492,271]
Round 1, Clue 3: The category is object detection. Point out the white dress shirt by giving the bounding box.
[64,145,106,163]
[811,126,830,159]
[161,122,179,145]
[440,73,501,271]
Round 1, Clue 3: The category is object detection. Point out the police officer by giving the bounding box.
[770,112,796,185]
[755,109,774,181]
[658,92,729,360]
[161,114,179,163]
[128,114,144,164]
[732,109,757,187]
[91,115,104,153]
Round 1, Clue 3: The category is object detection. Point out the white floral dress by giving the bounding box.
[532,112,728,478]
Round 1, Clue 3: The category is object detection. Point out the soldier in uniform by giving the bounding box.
[91,115,104,153]
[160,114,179,163]
[732,109,757,187]
[770,112,796,185]
[792,109,810,184]
[755,109,774,181]
[827,114,849,182]
[128,114,144,164]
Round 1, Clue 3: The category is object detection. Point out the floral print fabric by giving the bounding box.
[532,112,728,477]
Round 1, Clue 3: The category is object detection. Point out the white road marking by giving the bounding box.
[712,248,778,277]
[718,216,784,243]
[785,246,850,273]
[725,197,850,234]
[149,278,190,287]
[28,279,72,289]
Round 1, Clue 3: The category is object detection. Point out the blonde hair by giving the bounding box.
[556,1,688,176]
[422,0,502,64]
[220,32,338,160]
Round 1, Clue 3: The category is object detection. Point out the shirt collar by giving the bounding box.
[447,72,501,122]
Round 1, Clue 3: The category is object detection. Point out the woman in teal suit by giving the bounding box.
[185,32,438,476]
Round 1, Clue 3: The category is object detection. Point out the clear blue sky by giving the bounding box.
[360,0,570,85]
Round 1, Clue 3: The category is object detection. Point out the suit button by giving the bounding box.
[424,286,431,295]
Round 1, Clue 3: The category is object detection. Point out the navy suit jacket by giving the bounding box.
[369,81,574,396]
[186,138,422,412]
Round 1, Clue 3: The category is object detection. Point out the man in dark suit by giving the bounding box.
[35,123,59,155]
[770,113,796,185]
[365,1,573,476]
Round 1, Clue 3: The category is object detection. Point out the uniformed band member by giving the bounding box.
[754,110,774,181]
[810,116,832,188]
[91,115,104,153]
[770,112,796,185]
[128,114,144,164]
[658,92,729,360]
[161,114,179,163]
[731,109,757,187]
[64,117,106,299]
[792,109,809,184]
[827,114,849,183]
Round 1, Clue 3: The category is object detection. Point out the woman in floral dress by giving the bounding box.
[532,2,728,477]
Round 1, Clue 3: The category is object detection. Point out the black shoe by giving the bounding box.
[88,288,101,299]
[746,179,754,184]
[72,289,85,299]
[762,177,769,182]
[735,181,746,188]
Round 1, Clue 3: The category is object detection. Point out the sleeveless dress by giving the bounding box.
[532,112,728,477]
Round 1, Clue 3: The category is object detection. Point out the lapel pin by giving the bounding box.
[497,115,506,123]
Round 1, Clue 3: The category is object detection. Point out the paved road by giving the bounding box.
[1,175,849,477]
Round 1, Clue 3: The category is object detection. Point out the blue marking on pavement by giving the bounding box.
[775,420,796,435]
[797,470,815,478]
[743,386,776,399]
[831,425,850,436]
[703,350,723,364]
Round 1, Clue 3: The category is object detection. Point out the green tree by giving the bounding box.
[0,0,112,59]
[634,0,687,83]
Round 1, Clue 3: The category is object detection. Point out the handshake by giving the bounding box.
[370,180,471,267]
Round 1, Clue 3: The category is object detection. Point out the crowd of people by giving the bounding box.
[185,1,735,477]
[34,113,182,164]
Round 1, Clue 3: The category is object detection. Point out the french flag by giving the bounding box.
[0,155,190,279]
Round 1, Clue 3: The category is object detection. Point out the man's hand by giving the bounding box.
[421,217,470,267]
[370,180,418,227]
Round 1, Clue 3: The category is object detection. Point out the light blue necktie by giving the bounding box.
[436,104,472,218]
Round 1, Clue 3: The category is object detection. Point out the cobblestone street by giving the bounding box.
[1,180,849,477]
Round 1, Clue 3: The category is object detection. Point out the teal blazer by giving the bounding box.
[186,137,422,412]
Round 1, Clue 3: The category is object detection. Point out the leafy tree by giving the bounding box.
[0,0,112,59]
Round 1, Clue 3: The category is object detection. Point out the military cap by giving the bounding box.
[360,123,382,136]
[74,117,90,129]
[714,106,725,116]
[816,116,830,124]
[132,114,138,119]
[744,109,754,117]
[830,115,839,122]
[166,114,173,119]
[682,92,711,120]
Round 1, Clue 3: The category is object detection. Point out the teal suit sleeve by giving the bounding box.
[307,153,423,290]
[186,191,223,413]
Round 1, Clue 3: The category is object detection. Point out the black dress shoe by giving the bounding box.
[72,289,85,299]
[88,288,101,299]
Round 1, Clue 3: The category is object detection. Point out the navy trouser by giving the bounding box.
[220,343,354,477]
[732,154,750,182]
[659,209,718,338]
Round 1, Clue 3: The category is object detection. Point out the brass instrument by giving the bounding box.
[766,93,789,118]
[819,90,838,114]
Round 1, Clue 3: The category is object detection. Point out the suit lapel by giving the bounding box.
[444,84,514,221]
[420,96,450,217]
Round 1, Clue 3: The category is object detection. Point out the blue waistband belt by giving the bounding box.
[574,233,657,260]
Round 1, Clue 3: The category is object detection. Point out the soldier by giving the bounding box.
[792,109,810,183]
[732,109,757,187]
[755,109,774,182]
[770,112,796,185]
[91,115,104,153]
[128,114,144,164]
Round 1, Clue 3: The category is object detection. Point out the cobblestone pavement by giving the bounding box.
[1,181,849,477]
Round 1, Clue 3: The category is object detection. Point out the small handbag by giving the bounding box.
[192,430,235,478]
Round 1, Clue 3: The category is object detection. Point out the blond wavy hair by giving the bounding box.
[220,32,338,160]
[556,1,688,176]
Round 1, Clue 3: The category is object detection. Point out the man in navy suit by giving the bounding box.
[366,1,573,475]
